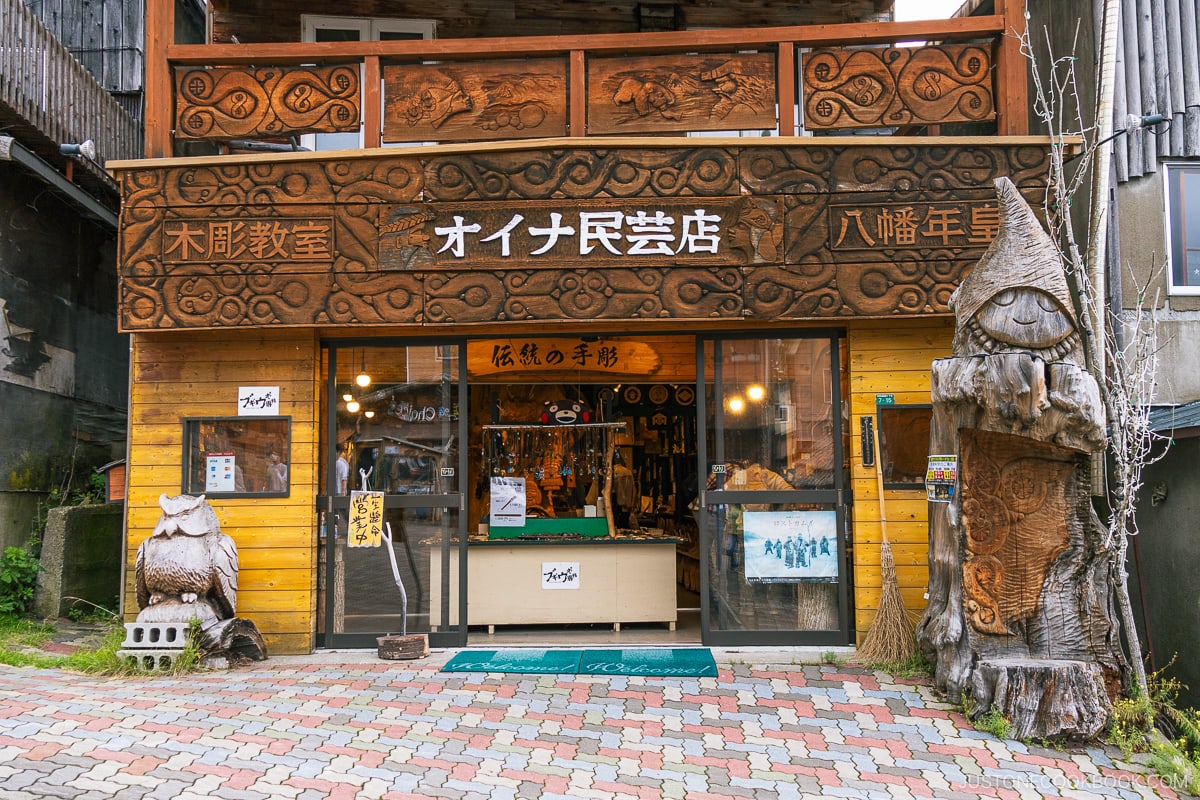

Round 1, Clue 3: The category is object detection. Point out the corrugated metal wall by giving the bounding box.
[1114,0,1200,181]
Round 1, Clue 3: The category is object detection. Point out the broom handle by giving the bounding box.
[872,424,888,544]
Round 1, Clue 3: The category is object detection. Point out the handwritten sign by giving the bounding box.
[541,562,580,590]
[348,491,384,547]
[238,386,280,416]
[489,477,526,527]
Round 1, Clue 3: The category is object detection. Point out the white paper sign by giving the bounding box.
[542,562,580,590]
[238,385,280,416]
[205,453,237,492]
[489,477,526,527]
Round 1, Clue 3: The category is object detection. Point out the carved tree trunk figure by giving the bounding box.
[915,178,1123,739]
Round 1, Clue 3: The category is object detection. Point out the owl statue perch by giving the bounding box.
[135,494,266,663]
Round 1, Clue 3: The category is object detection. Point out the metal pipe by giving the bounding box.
[0,135,117,228]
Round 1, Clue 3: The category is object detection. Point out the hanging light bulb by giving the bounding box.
[345,399,360,413]
[727,395,745,414]
[363,410,375,419]
[747,384,765,402]
[355,349,371,389]
[342,391,355,403]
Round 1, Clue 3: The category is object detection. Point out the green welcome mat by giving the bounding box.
[579,648,718,677]
[441,648,717,677]
[441,648,583,673]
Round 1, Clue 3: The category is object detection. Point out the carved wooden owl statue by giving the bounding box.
[135,493,238,627]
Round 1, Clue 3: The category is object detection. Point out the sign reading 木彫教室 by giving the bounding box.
[468,338,661,379]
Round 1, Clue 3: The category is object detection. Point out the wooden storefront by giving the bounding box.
[114,138,1050,654]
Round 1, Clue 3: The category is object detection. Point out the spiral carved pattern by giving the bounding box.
[176,65,360,140]
[960,431,1074,636]
[804,43,994,130]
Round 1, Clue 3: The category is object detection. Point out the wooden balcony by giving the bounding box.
[0,0,141,192]
[146,8,1030,158]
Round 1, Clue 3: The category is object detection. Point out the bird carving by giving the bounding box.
[135,494,238,627]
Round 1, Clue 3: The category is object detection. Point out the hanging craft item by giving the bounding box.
[541,399,592,424]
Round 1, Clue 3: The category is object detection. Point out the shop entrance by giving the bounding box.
[317,332,852,648]
[317,342,468,649]
[699,333,852,646]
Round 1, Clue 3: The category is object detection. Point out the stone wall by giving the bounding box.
[34,504,123,619]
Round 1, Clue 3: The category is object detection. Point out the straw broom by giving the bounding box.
[856,424,916,664]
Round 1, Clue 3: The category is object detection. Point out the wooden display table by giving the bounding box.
[429,538,679,633]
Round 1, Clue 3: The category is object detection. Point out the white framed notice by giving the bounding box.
[205,452,237,492]
[489,477,526,527]
[238,386,280,416]
[541,562,580,589]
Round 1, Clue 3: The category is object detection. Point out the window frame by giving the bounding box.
[181,416,293,499]
[1164,162,1200,296]
[875,403,932,491]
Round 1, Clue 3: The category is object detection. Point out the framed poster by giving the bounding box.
[742,510,838,583]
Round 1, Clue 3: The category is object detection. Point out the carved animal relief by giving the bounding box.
[382,61,567,142]
[588,53,776,134]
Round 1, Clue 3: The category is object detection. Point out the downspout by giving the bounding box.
[1085,0,1122,384]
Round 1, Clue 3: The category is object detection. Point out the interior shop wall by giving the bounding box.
[847,319,953,643]
[124,329,320,655]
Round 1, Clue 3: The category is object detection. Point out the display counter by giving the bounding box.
[429,536,680,633]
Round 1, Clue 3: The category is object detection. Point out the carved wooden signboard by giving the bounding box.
[803,43,995,130]
[382,60,567,142]
[587,53,776,134]
[175,65,360,140]
[116,144,1051,331]
[467,338,662,379]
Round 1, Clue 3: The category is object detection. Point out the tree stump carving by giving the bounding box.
[916,177,1123,740]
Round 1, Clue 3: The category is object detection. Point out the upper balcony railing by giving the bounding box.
[0,0,142,175]
[145,11,1029,159]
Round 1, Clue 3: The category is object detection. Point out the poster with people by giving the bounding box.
[742,510,838,583]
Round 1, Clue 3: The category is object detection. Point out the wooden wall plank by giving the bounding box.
[123,329,320,655]
[847,320,951,641]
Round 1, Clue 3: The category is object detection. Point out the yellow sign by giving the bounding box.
[467,338,661,378]
[348,491,384,547]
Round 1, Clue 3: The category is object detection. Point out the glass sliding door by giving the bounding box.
[318,342,467,648]
[697,333,851,646]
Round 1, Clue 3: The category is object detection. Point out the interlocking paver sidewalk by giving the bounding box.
[0,653,1183,799]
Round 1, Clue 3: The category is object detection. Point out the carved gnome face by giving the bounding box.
[950,177,1083,363]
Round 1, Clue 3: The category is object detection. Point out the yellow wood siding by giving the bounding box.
[124,330,320,655]
[847,319,953,643]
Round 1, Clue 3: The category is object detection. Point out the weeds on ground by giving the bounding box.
[821,650,847,666]
[0,613,205,676]
[1106,663,1200,794]
[958,694,1013,740]
[0,547,40,615]
[862,651,932,679]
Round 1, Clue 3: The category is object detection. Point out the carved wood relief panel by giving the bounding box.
[587,53,777,134]
[960,429,1077,636]
[802,43,995,130]
[116,144,1050,330]
[382,60,567,143]
[175,65,360,140]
